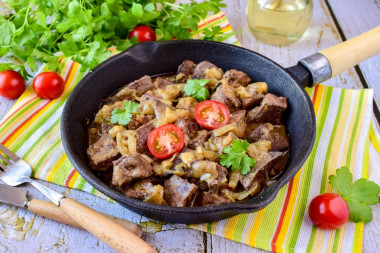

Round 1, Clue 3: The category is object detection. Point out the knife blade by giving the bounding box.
[0,184,142,236]
[0,183,28,207]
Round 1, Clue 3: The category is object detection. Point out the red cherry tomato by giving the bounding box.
[33,72,65,99]
[129,25,157,42]
[0,70,25,99]
[194,100,230,130]
[147,124,185,159]
[308,193,349,230]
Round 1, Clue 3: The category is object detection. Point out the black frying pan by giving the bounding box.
[61,26,380,224]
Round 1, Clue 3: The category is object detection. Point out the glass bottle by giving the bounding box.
[246,0,313,46]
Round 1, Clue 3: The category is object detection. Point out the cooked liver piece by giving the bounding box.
[174,118,200,138]
[247,123,290,151]
[188,130,209,149]
[176,60,196,83]
[240,151,287,189]
[238,84,267,109]
[88,123,114,145]
[111,154,153,186]
[240,93,265,109]
[123,180,164,202]
[87,134,120,172]
[213,164,228,188]
[154,76,175,89]
[247,93,287,124]
[141,93,172,118]
[126,75,154,97]
[192,61,223,79]
[201,191,231,205]
[210,80,241,112]
[189,160,228,191]
[123,181,148,200]
[223,69,252,88]
[127,114,154,130]
[269,150,289,179]
[228,110,246,125]
[164,175,198,207]
[136,121,155,154]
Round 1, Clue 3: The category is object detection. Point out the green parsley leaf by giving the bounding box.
[110,101,139,125]
[58,41,80,56]
[329,166,380,223]
[184,79,210,101]
[220,139,256,175]
[345,199,373,223]
[131,3,144,18]
[82,41,111,70]
[350,179,380,205]
[328,166,352,196]
[0,21,15,46]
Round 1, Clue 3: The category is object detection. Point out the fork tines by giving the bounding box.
[0,144,19,161]
[0,144,19,172]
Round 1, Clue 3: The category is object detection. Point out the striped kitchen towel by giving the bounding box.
[189,86,379,253]
[0,12,379,253]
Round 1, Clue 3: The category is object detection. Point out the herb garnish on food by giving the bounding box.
[110,101,139,125]
[220,139,256,175]
[329,166,380,223]
[184,79,210,101]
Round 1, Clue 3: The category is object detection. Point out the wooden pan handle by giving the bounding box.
[60,197,155,253]
[319,26,380,78]
[27,199,142,237]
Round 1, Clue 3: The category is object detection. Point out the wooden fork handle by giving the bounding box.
[27,199,142,237]
[59,197,156,253]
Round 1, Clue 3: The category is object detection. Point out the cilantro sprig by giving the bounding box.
[184,79,210,101]
[329,166,380,223]
[1,0,229,79]
[110,101,139,125]
[220,139,256,175]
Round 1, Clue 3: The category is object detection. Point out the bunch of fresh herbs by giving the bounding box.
[0,0,230,78]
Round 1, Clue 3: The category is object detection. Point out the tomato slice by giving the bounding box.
[194,100,230,129]
[147,124,185,159]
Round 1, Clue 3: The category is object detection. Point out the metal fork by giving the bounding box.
[0,143,155,253]
[0,144,64,205]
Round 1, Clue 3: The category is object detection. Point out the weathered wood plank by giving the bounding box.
[326,0,380,107]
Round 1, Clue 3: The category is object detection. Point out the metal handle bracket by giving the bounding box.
[299,53,332,85]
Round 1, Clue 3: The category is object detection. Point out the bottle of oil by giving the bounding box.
[246,0,313,46]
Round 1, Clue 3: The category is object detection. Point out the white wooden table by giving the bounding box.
[1,0,380,252]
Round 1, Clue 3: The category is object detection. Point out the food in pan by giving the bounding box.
[87,60,290,207]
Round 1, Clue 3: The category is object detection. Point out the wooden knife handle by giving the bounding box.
[27,199,142,237]
[59,197,155,253]
[320,25,380,78]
